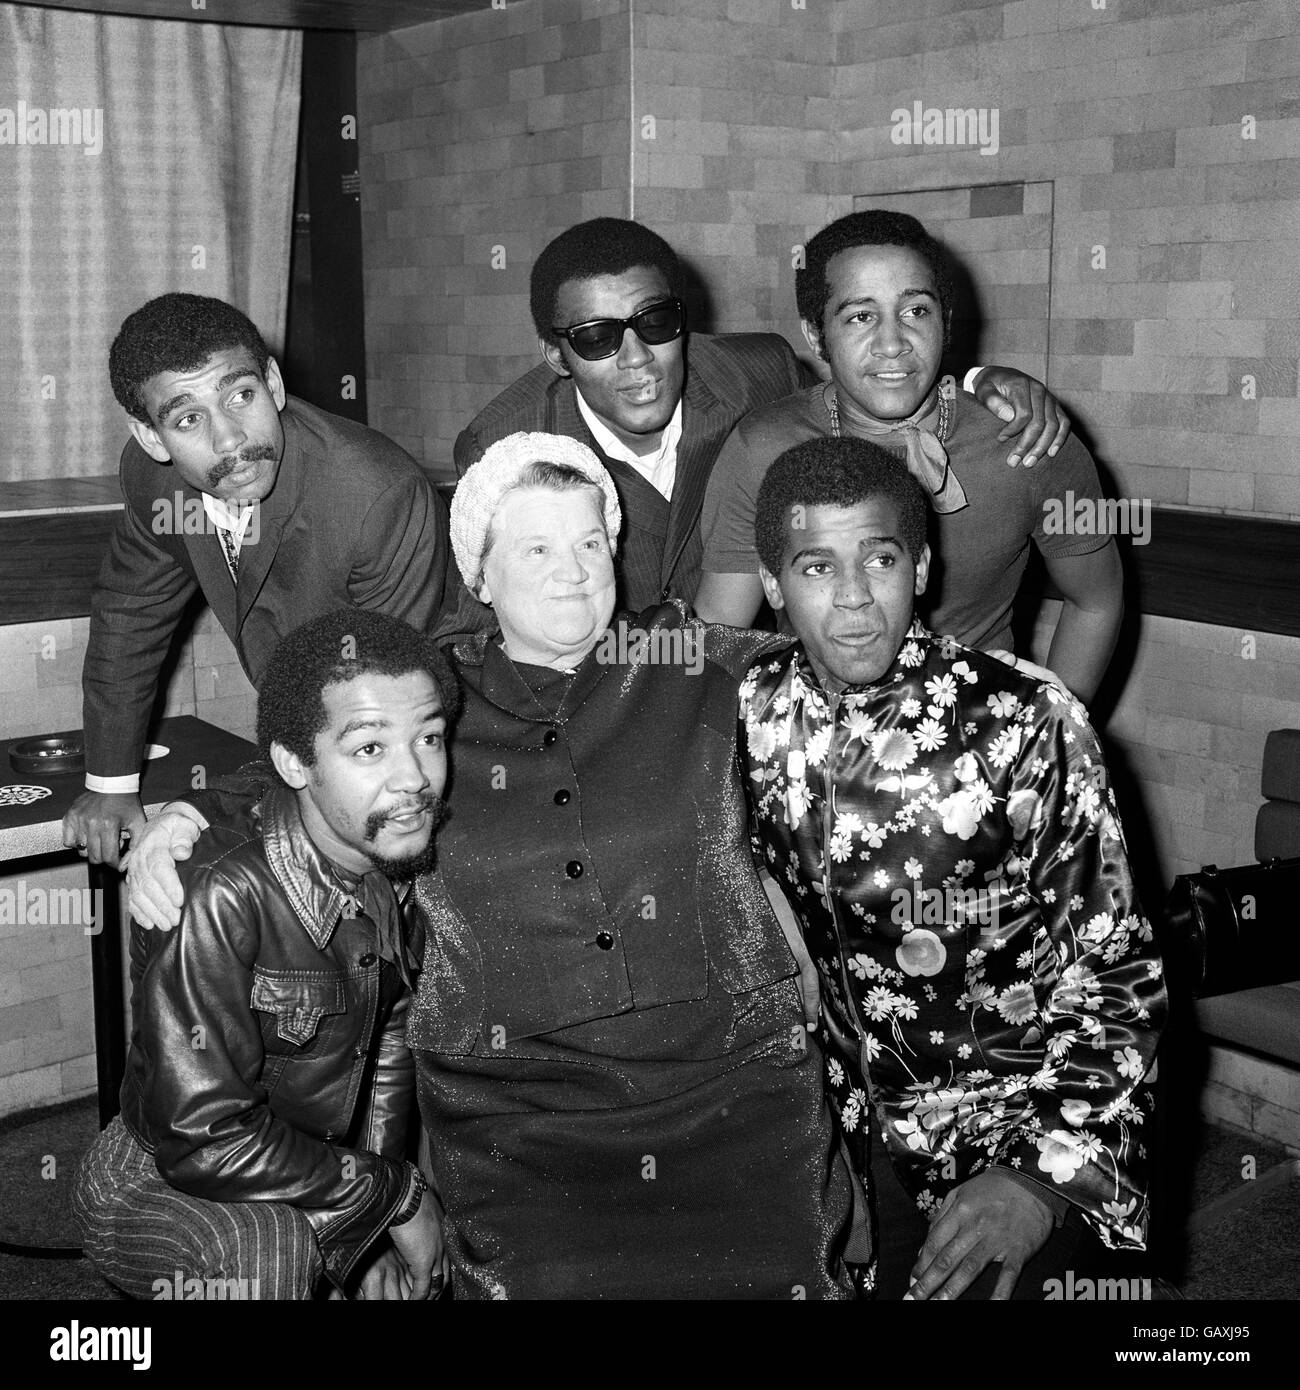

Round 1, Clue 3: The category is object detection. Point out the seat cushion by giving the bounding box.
[1262,729,1300,802]
[1195,981,1300,1066]
[1256,800,1300,861]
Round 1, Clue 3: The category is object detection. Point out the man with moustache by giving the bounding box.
[446,217,1070,623]
[72,610,457,1300]
[739,437,1165,1300]
[697,211,1124,704]
[63,293,450,866]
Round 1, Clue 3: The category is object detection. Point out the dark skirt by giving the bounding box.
[416,976,863,1299]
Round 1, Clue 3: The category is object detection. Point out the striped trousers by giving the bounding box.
[72,1116,323,1301]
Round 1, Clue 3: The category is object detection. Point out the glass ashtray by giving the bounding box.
[9,736,86,776]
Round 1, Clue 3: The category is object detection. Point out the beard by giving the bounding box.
[362,794,448,881]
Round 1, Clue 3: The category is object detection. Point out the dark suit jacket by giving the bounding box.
[450,332,807,615]
[83,396,450,780]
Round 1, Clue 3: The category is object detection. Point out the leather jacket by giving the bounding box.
[119,783,424,1289]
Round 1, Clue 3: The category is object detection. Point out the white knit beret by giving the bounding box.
[450,431,623,594]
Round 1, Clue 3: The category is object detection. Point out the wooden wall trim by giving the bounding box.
[0,511,120,625]
[3,501,1297,636]
[1130,508,1300,640]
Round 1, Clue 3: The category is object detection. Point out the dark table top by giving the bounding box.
[0,715,257,858]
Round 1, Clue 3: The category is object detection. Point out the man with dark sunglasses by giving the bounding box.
[445,218,1070,625]
[550,297,687,363]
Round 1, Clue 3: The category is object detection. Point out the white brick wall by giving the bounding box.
[1203,1045,1300,1153]
[0,610,254,1117]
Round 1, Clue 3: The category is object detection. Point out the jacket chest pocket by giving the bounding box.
[251,969,347,1048]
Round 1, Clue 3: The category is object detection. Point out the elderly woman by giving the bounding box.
[129,432,862,1300]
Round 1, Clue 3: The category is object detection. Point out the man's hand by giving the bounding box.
[388,1185,449,1300]
[906,1168,1055,1301]
[62,791,145,868]
[970,367,1072,469]
[121,807,204,930]
[985,649,1071,699]
[351,1245,413,1301]
[760,869,819,1027]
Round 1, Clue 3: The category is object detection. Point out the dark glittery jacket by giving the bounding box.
[403,604,861,1298]
[739,623,1167,1250]
[408,604,795,1047]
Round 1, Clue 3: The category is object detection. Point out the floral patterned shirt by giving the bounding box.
[739,623,1167,1250]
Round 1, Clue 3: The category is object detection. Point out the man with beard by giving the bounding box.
[63,293,450,866]
[73,609,457,1301]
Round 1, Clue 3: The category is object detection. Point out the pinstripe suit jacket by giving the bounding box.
[450,333,808,614]
[83,398,449,780]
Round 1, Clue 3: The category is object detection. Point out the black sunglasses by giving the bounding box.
[552,298,686,361]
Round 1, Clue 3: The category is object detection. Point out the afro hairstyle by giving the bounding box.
[109,293,272,423]
[754,435,930,576]
[530,218,681,343]
[795,210,953,343]
[256,607,461,776]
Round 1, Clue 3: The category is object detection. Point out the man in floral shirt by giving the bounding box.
[740,435,1166,1300]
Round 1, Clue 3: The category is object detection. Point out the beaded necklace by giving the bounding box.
[825,385,951,442]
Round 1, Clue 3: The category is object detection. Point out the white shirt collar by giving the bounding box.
[201,492,258,543]
[575,391,683,500]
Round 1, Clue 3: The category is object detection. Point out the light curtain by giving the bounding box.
[0,5,301,481]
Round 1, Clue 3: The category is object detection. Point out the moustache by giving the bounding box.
[364,794,446,842]
[207,443,278,488]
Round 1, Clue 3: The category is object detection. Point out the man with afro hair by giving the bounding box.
[74,608,458,1301]
[739,436,1163,1301]
[446,216,1068,626]
[697,210,1123,704]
